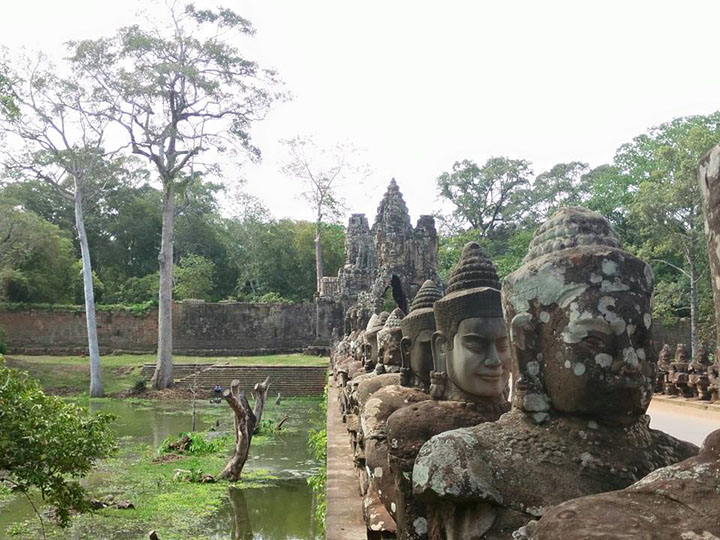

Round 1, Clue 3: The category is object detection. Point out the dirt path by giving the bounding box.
[326,382,366,540]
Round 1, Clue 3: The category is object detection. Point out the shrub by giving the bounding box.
[0,360,116,526]
[0,326,6,355]
[159,431,229,456]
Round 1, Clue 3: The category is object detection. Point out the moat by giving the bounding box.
[0,398,325,540]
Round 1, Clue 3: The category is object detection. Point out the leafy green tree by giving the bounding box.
[225,193,272,298]
[0,360,115,530]
[437,157,533,235]
[0,53,128,396]
[531,161,591,220]
[0,202,74,303]
[0,70,18,119]
[106,273,159,305]
[174,254,215,301]
[70,3,281,388]
[621,113,720,358]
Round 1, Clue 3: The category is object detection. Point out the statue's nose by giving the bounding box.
[484,345,501,367]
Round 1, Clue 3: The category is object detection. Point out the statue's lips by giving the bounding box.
[474,371,504,380]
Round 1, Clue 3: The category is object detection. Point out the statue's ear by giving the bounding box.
[510,312,536,394]
[400,336,412,369]
[431,331,447,373]
[510,312,534,351]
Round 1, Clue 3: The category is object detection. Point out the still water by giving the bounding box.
[0,397,324,540]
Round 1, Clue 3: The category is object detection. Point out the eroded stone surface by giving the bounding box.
[527,429,720,540]
[389,400,509,540]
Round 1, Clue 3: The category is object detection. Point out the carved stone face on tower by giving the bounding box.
[432,242,509,400]
[401,279,443,386]
[504,207,655,423]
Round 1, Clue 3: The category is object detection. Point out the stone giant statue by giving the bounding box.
[357,281,443,535]
[412,207,698,540]
[386,243,512,540]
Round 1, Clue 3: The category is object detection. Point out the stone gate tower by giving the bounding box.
[318,179,440,337]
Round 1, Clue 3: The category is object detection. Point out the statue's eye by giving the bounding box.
[581,335,607,350]
[462,338,486,352]
[496,338,509,354]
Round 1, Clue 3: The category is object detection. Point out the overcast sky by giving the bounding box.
[2,0,720,225]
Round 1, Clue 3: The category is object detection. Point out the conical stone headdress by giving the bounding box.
[378,307,405,350]
[523,206,621,263]
[366,311,390,339]
[401,280,443,339]
[365,313,379,333]
[434,242,502,338]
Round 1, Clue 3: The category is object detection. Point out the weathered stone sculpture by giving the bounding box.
[688,342,712,400]
[655,343,672,393]
[358,282,444,535]
[400,280,444,391]
[344,313,388,467]
[412,207,698,540]
[376,307,406,374]
[364,311,390,374]
[668,343,692,397]
[357,309,407,416]
[387,243,511,540]
[524,428,720,539]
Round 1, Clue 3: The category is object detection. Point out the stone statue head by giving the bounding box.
[658,344,671,368]
[503,207,655,424]
[400,279,443,388]
[352,330,366,362]
[431,242,510,401]
[675,343,688,364]
[377,307,405,373]
[365,311,390,371]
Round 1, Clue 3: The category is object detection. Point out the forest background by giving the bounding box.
[2,109,719,356]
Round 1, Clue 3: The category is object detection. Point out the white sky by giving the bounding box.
[2,0,720,225]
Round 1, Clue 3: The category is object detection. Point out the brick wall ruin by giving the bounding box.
[0,302,335,356]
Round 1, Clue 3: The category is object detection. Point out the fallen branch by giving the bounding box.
[275,415,289,431]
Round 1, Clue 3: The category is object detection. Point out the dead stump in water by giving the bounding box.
[220,377,270,482]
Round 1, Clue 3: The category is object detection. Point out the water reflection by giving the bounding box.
[206,481,321,540]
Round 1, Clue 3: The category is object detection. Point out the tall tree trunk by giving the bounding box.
[314,221,324,341]
[74,186,103,397]
[315,220,324,294]
[689,248,699,361]
[152,183,175,390]
[698,150,720,363]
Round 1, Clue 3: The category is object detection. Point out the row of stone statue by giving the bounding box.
[331,207,719,540]
[655,342,720,400]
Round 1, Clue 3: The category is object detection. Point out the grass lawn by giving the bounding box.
[3,353,328,396]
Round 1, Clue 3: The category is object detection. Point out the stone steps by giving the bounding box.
[138,363,327,396]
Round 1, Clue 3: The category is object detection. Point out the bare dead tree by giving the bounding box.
[280,136,370,294]
[221,376,270,481]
